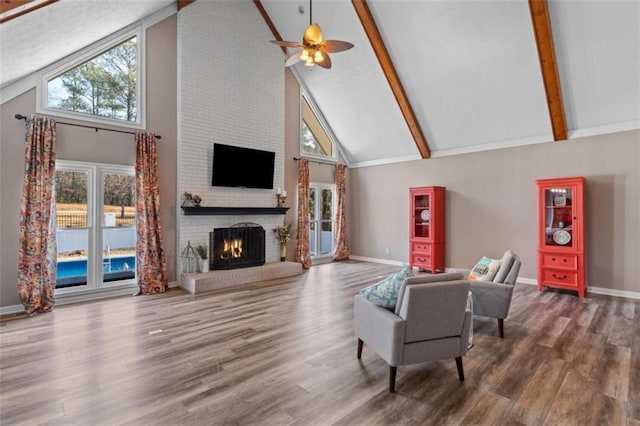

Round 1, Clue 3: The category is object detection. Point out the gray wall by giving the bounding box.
[347,130,639,293]
[0,16,177,309]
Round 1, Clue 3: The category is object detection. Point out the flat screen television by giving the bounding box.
[211,143,275,189]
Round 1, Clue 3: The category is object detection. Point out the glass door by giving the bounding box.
[100,169,136,284]
[55,160,136,294]
[309,183,335,257]
[543,186,575,249]
[55,167,92,289]
[413,192,431,239]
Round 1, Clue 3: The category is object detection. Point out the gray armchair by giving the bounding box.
[455,250,521,338]
[354,273,471,392]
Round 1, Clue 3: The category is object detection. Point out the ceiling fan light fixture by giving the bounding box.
[269,0,353,70]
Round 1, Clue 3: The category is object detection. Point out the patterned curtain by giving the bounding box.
[135,132,168,294]
[295,158,312,268]
[333,163,350,261]
[17,116,57,315]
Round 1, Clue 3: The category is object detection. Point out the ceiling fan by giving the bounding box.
[270,0,354,69]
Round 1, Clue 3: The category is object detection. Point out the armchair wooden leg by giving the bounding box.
[455,356,464,381]
[498,318,504,338]
[389,366,397,393]
[357,338,363,359]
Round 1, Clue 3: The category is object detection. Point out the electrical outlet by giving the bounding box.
[385,247,390,255]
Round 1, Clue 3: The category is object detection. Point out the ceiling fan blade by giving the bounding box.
[270,40,303,49]
[303,23,323,45]
[315,53,332,69]
[322,40,354,53]
[285,52,303,67]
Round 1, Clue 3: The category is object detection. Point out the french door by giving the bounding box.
[55,160,136,294]
[309,183,335,258]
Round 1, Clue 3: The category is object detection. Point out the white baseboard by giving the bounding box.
[0,305,25,316]
[487,276,640,300]
[586,286,640,300]
[349,256,405,266]
[352,257,640,301]
[1,280,180,316]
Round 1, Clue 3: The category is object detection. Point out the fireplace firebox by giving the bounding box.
[210,223,265,270]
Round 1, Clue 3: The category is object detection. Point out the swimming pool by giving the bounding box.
[58,256,136,278]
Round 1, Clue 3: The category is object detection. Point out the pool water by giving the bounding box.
[58,256,136,278]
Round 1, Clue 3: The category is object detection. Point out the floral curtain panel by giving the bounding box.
[333,163,349,261]
[295,158,312,269]
[135,132,168,294]
[17,116,57,315]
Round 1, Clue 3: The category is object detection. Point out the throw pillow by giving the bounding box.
[468,256,501,281]
[359,266,413,309]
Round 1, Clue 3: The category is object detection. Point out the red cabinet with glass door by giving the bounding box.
[536,177,586,297]
[409,186,445,273]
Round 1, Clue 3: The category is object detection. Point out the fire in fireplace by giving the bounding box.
[210,223,265,270]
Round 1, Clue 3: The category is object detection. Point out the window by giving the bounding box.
[308,183,335,257]
[55,161,136,294]
[301,94,336,161]
[39,27,144,128]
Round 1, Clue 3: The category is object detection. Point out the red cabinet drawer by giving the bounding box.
[412,243,432,254]
[542,254,577,269]
[543,269,578,287]
[412,254,432,267]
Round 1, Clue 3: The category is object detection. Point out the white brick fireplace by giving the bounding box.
[177,1,286,277]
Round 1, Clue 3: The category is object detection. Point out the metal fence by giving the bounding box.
[56,213,135,228]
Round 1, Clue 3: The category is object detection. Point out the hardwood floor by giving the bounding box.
[1,260,638,425]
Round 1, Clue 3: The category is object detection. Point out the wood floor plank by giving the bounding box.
[0,260,637,425]
[504,357,568,425]
[627,335,640,421]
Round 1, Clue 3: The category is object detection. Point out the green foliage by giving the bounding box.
[196,245,208,260]
[48,38,137,122]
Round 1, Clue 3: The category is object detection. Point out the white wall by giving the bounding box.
[177,1,285,273]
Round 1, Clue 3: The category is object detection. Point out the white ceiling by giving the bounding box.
[0,0,174,87]
[2,0,639,167]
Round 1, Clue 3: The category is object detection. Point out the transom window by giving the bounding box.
[301,94,336,161]
[38,27,144,129]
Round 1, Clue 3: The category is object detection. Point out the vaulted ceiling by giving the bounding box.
[2,0,638,168]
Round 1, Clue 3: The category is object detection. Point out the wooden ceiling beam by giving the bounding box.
[0,0,57,24]
[0,0,34,14]
[177,0,196,11]
[253,0,287,55]
[529,0,567,141]
[351,0,431,159]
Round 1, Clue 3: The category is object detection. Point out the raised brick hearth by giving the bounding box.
[180,261,303,294]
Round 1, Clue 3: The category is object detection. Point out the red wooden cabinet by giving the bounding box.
[536,177,586,297]
[409,186,445,273]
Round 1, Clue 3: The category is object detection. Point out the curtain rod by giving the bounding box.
[293,156,346,167]
[14,114,161,139]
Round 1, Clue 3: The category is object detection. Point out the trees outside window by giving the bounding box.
[301,95,335,161]
[47,37,137,123]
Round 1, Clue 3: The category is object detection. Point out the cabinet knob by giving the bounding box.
[551,257,556,261]
[563,258,567,263]
[552,273,567,280]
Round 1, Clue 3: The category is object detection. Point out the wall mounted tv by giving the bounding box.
[211,143,275,189]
